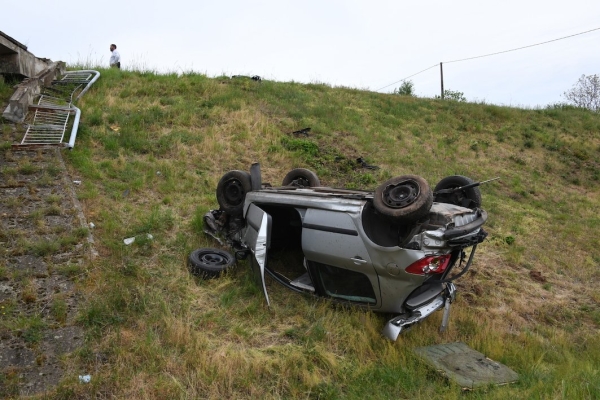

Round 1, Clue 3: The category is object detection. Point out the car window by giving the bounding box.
[314,262,376,304]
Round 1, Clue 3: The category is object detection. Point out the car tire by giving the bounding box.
[216,170,252,215]
[433,175,481,208]
[373,174,433,221]
[250,162,262,191]
[188,248,235,278]
[282,168,321,187]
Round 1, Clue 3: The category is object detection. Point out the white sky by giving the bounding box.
[3,1,599,107]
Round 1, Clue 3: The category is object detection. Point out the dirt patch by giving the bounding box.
[529,270,546,283]
[0,144,92,397]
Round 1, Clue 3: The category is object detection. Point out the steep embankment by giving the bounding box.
[2,70,599,398]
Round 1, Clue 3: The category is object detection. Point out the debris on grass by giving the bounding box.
[291,127,311,137]
[123,233,154,245]
[356,157,380,170]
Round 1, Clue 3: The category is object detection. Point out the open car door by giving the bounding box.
[243,203,272,306]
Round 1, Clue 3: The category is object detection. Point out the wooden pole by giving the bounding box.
[440,62,444,99]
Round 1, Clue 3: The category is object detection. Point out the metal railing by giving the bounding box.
[18,70,100,149]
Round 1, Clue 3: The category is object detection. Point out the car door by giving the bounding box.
[243,203,272,305]
[301,208,380,306]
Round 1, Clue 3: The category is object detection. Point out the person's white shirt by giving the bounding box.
[110,50,120,66]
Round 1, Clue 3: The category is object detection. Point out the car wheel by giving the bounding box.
[433,175,481,208]
[373,175,432,221]
[188,248,235,278]
[216,170,252,215]
[282,168,321,187]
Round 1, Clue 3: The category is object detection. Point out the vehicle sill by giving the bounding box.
[302,223,358,236]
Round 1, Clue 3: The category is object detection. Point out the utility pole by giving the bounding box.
[440,62,444,99]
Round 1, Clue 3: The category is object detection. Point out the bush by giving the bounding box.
[436,89,466,102]
[394,80,415,96]
[563,74,600,112]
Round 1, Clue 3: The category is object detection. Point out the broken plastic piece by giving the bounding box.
[291,127,311,137]
[231,75,262,82]
[89,222,95,229]
[414,342,519,388]
[78,375,91,383]
[73,180,81,185]
[356,157,380,170]
[124,234,153,245]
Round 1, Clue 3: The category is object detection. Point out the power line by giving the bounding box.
[376,26,600,92]
[375,64,438,92]
[444,26,600,64]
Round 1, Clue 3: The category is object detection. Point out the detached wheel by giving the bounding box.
[216,170,252,215]
[373,175,432,221]
[282,168,321,187]
[433,175,481,208]
[188,248,235,278]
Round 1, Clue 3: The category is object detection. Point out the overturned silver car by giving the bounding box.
[191,164,488,340]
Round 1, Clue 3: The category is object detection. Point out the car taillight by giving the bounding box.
[405,254,451,275]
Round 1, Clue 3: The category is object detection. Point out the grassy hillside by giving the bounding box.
[3,69,600,398]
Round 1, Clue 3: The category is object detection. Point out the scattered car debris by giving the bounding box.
[123,233,153,245]
[193,163,491,340]
[291,127,311,137]
[356,157,380,170]
[188,248,235,278]
[231,75,262,82]
[414,342,518,388]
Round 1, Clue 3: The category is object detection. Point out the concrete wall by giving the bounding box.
[2,61,66,123]
[0,31,52,78]
[1,31,66,123]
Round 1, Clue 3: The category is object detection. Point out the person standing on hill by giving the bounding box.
[109,44,120,69]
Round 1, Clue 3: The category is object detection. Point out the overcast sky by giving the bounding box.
[3,1,599,107]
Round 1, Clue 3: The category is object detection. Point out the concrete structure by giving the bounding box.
[0,31,52,78]
[2,61,66,123]
[1,31,66,123]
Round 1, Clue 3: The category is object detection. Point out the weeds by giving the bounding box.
[18,162,39,175]
[29,239,59,256]
[56,263,84,277]
[50,298,68,324]
[1,314,47,344]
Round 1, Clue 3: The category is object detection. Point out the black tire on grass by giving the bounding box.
[188,248,235,278]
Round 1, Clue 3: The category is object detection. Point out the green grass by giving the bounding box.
[2,69,600,398]
[1,314,47,344]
